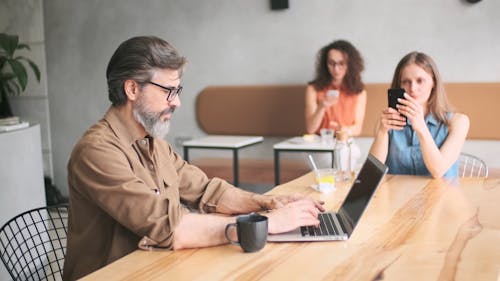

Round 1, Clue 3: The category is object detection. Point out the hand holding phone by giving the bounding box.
[387,88,408,126]
[388,88,405,109]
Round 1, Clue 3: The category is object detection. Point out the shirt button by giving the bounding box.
[140,139,147,145]
[148,164,154,170]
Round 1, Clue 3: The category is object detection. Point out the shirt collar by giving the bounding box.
[103,106,149,146]
[425,114,439,126]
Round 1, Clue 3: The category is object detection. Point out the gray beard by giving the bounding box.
[133,102,171,139]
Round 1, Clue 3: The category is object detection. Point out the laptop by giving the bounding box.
[268,153,388,242]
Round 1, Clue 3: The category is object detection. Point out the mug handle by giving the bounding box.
[225,223,239,246]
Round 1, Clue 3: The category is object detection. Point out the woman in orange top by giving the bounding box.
[305,40,367,136]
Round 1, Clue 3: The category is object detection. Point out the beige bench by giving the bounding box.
[192,83,500,183]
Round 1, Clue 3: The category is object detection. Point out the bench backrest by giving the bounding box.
[196,85,306,136]
[196,83,500,139]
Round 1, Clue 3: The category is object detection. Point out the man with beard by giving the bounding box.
[63,36,324,280]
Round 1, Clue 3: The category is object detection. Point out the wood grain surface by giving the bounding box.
[81,174,500,281]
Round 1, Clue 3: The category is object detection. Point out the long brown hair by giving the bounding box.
[391,52,452,125]
[309,39,364,94]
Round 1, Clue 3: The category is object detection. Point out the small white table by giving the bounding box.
[273,136,335,185]
[182,135,264,186]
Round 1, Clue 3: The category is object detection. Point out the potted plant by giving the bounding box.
[0,33,41,119]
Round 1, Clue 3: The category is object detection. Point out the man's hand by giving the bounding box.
[265,199,324,234]
[255,194,324,211]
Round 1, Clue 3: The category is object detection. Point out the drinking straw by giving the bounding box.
[307,154,318,171]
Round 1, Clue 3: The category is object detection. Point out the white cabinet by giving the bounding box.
[0,124,46,226]
[0,124,46,280]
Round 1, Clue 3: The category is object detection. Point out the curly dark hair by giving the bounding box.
[309,40,364,95]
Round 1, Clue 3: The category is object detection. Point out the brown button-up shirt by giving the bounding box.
[63,106,233,280]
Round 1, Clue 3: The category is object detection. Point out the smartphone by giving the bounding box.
[326,89,339,99]
[388,88,405,109]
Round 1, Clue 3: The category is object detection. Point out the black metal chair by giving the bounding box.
[0,204,69,281]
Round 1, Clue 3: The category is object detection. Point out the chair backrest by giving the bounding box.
[458,153,489,178]
[0,204,69,281]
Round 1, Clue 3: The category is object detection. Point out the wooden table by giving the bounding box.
[82,174,500,281]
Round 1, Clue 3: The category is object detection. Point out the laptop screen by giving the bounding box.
[338,154,388,235]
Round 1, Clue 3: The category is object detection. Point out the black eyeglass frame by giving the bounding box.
[146,81,183,101]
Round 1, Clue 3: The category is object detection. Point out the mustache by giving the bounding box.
[160,106,176,116]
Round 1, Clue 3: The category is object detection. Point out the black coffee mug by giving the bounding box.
[225,213,268,252]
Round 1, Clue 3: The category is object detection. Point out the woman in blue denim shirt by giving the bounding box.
[370,52,469,178]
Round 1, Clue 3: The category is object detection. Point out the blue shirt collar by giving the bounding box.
[425,114,439,126]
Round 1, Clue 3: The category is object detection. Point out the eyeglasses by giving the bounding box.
[146,81,183,101]
[327,60,346,69]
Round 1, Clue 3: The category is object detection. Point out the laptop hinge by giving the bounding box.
[337,209,354,236]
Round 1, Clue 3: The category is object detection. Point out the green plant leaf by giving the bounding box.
[0,33,40,98]
[0,33,10,52]
[28,60,41,82]
[5,79,21,96]
[0,57,7,69]
[17,43,31,51]
[0,33,18,58]
[0,72,16,81]
[0,85,5,103]
[8,60,28,92]
[15,56,41,82]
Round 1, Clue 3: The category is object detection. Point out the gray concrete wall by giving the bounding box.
[41,0,500,195]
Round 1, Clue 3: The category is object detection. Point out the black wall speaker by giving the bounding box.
[270,0,289,10]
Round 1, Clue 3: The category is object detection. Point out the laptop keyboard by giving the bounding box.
[300,213,343,237]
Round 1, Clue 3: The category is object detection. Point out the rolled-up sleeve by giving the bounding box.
[159,141,235,214]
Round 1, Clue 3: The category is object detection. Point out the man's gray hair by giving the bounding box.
[106,36,187,106]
